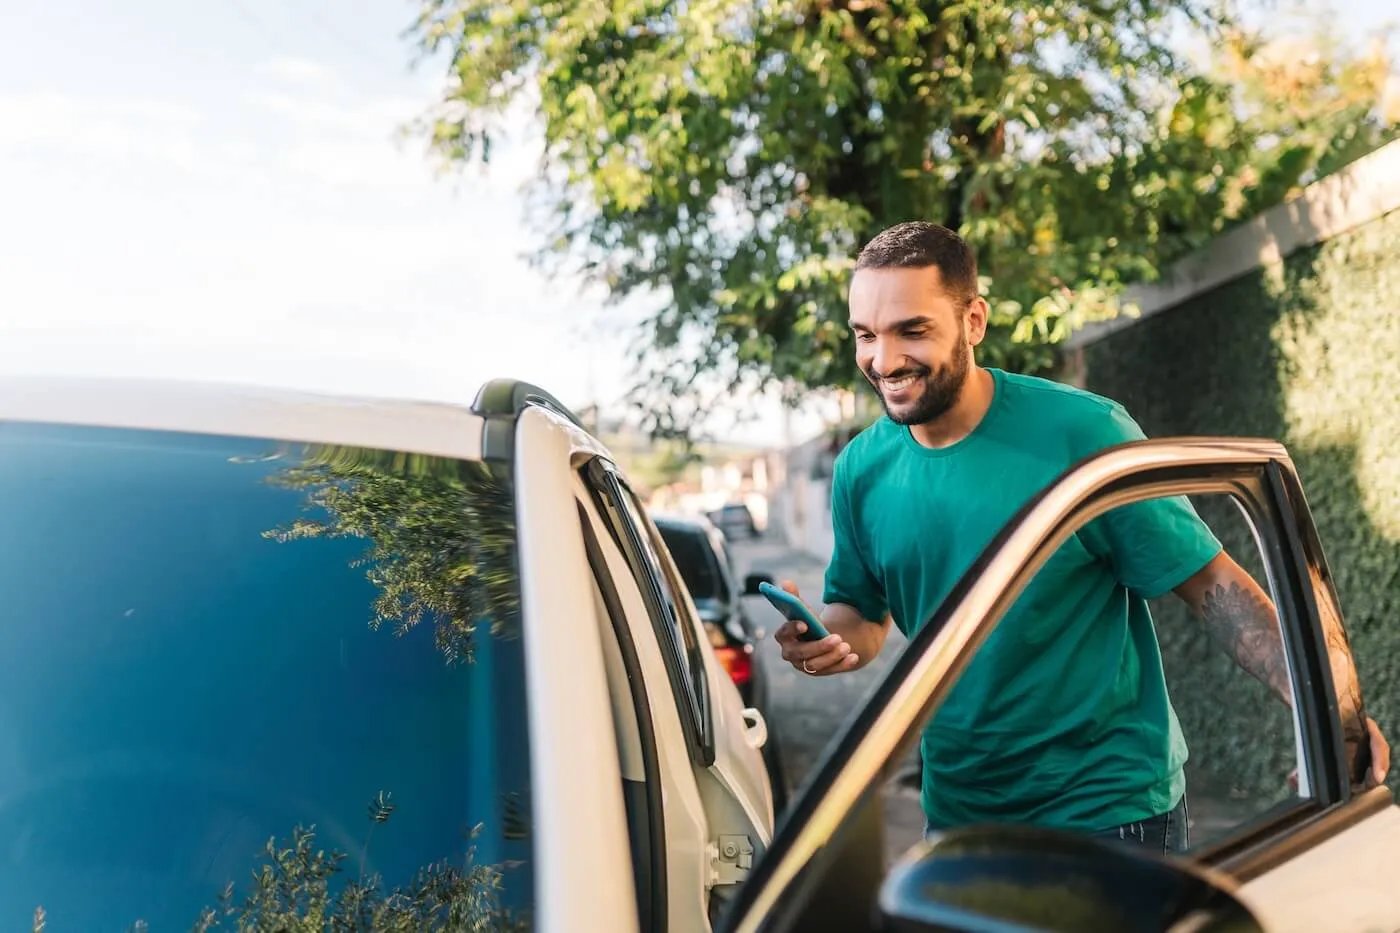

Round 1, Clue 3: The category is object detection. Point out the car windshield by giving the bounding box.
[657,523,727,602]
[0,421,533,930]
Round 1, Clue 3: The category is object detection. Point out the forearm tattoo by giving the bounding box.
[1198,581,1293,705]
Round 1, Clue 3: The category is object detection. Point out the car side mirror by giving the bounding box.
[743,572,775,596]
[878,823,1264,933]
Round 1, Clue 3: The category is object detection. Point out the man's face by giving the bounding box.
[847,265,986,425]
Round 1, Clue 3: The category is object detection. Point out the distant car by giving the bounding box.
[653,512,790,811]
[707,501,761,539]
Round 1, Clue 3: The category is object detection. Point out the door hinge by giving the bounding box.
[708,834,755,886]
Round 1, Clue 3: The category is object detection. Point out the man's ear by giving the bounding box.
[966,296,990,346]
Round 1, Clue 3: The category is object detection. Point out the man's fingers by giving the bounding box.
[780,578,801,598]
[1369,718,1390,785]
[806,649,860,675]
[781,634,843,663]
[785,636,856,674]
[772,620,808,645]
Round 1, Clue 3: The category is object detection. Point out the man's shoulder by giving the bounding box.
[993,369,1143,455]
[996,369,1125,422]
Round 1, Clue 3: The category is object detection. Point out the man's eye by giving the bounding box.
[855,333,874,342]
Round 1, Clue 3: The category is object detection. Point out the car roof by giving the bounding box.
[0,373,490,462]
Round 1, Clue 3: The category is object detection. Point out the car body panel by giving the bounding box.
[514,407,639,933]
[624,499,775,880]
[1234,788,1400,931]
[572,480,717,933]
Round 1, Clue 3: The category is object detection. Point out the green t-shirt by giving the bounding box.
[822,368,1222,832]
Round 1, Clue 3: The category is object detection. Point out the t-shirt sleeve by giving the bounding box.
[1077,402,1223,599]
[821,455,890,624]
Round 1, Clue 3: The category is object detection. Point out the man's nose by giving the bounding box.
[871,341,903,377]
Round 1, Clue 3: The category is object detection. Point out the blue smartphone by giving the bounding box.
[757,581,831,641]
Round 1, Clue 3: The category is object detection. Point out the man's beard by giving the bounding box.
[869,331,971,426]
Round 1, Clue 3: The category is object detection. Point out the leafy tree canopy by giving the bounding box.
[406,0,1396,437]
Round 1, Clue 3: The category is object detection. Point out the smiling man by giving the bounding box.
[773,221,1389,851]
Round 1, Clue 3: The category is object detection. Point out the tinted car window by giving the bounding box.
[0,423,533,931]
[656,523,726,601]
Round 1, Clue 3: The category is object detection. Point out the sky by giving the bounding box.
[0,0,1395,449]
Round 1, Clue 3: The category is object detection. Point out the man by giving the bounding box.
[774,221,1390,852]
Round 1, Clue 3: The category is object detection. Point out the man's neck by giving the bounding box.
[907,366,995,450]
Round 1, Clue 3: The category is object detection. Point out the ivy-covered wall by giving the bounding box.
[1083,207,1400,804]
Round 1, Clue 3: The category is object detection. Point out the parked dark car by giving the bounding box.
[654,512,789,809]
[706,500,761,539]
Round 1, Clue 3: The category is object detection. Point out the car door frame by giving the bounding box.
[588,459,776,841]
[587,457,717,769]
[714,437,1390,933]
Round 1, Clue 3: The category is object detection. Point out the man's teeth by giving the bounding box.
[883,375,918,391]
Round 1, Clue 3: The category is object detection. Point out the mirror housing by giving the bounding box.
[743,572,775,596]
[878,824,1264,933]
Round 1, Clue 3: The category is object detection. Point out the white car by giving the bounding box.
[0,374,1396,933]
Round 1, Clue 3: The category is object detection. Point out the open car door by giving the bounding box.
[716,437,1400,933]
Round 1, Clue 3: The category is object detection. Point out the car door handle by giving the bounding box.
[741,707,768,750]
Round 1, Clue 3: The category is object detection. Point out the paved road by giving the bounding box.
[730,536,926,863]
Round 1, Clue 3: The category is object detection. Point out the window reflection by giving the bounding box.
[262,442,522,664]
[0,424,533,930]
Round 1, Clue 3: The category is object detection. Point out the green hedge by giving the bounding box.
[1083,207,1400,803]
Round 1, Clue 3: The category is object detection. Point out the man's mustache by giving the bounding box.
[867,365,930,381]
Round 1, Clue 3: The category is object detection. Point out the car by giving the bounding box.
[0,375,775,933]
[1,375,1396,933]
[706,502,761,540]
[652,513,789,810]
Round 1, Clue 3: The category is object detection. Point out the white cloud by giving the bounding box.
[255,57,336,84]
[0,91,213,174]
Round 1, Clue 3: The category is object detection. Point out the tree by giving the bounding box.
[1207,6,1399,214]
[406,0,1395,437]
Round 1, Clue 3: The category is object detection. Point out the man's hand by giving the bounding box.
[772,580,860,676]
[1289,717,1390,792]
[1364,716,1391,788]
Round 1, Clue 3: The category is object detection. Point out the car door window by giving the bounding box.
[589,460,715,766]
[1125,491,1304,847]
[0,421,535,931]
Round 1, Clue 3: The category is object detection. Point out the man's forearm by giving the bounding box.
[1197,576,1294,706]
[1177,552,1375,775]
[822,602,892,671]
[1177,554,1293,707]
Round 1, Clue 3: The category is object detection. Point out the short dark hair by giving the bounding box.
[855,222,978,304]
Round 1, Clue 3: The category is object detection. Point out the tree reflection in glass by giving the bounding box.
[262,444,522,665]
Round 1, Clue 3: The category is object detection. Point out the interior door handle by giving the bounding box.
[741,707,768,750]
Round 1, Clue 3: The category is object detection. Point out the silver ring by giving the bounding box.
[802,660,814,675]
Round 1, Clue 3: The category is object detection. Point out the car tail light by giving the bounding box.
[713,645,753,687]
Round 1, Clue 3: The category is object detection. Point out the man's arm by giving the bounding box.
[1173,550,1388,788]
[819,600,894,672]
[1172,551,1295,708]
